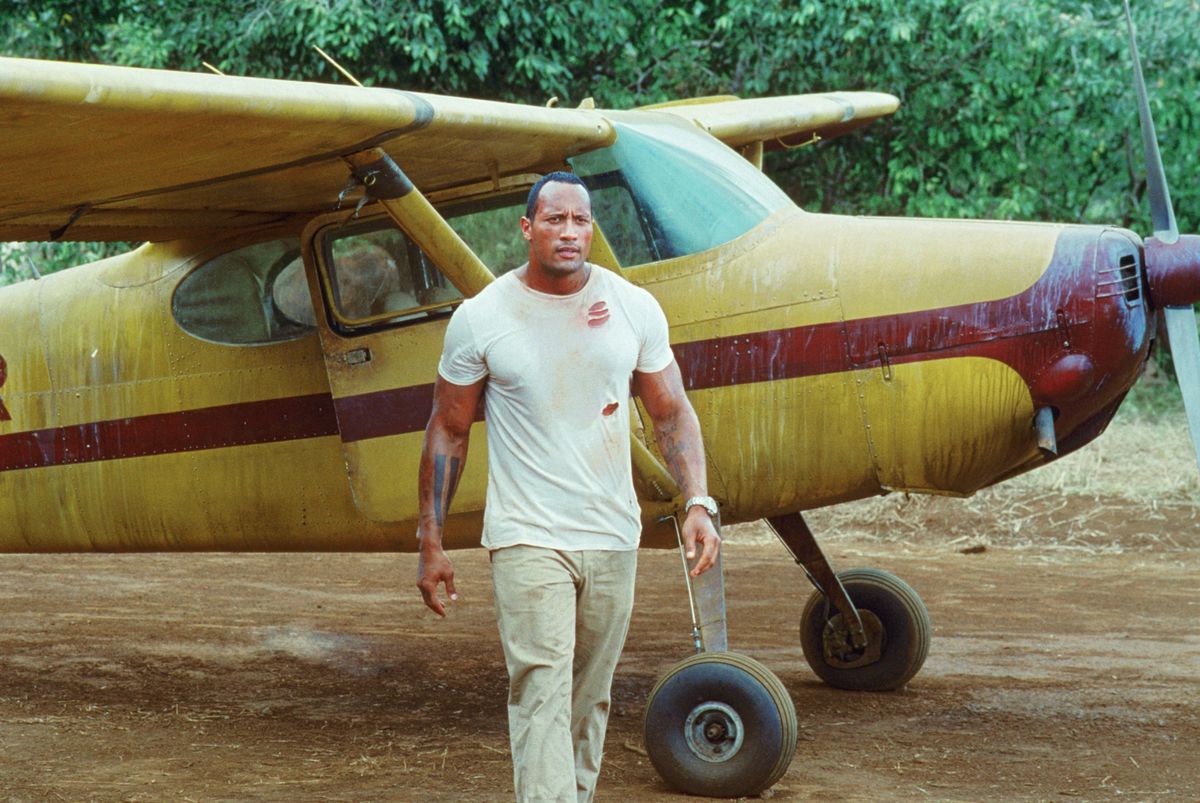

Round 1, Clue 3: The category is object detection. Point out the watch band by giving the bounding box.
[684,495,719,518]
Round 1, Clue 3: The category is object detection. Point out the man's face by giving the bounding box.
[521,182,593,277]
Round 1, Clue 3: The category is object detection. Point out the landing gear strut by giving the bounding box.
[767,512,931,691]
[643,514,797,797]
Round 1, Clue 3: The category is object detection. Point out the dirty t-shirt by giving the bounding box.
[437,266,674,551]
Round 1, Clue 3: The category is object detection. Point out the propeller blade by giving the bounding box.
[1123,0,1179,243]
[1163,305,1200,470]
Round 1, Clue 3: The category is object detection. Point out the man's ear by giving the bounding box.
[520,216,532,241]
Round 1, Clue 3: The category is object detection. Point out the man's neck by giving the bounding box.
[518,262,591,296]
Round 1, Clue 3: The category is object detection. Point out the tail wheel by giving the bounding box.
[644,652,797,797]
[800,567,931,691]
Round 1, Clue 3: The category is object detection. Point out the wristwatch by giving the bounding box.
[684,495,719,519]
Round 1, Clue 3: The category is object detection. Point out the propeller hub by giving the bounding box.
[1145,234,1200,308]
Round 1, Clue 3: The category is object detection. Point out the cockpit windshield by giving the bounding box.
[569,114,792,266]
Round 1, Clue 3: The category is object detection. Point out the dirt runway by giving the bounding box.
[0,497,1197,801]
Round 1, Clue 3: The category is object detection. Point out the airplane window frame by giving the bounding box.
[317,217,463,332]
[312,189,546,337]
[171,237,315,347]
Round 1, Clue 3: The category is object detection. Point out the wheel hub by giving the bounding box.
[822,608,885,668]
[683,701,744,763]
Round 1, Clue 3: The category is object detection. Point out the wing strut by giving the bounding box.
[343,148,495,297]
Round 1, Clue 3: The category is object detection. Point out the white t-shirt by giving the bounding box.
[437,266,674,551]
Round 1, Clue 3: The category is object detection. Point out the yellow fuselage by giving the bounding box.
[0,208,1150,551]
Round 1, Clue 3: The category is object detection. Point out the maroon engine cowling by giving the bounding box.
[1145,234,1200,308]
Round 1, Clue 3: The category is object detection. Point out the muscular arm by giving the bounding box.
[633,360,720,576]
[416,375,486,615]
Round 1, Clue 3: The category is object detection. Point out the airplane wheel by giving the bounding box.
[800,568,930,691]
[643,652,797,797]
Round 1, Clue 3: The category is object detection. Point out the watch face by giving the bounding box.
[688,497,717,517]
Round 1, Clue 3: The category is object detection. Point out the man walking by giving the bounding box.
[416,171,720,802]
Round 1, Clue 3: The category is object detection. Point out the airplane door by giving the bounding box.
[301,196,507,524]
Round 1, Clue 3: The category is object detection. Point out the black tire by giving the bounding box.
[800,567,931,691]
[643,652,797,797]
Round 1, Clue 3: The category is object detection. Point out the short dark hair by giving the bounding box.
[525,171,590,220]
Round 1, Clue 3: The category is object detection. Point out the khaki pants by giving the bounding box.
[491,546,637,803]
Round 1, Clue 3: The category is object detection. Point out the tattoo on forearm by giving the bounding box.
[432,454,462,527]
[656,418,700,494]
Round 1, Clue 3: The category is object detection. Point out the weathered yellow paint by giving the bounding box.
[0,240,412,553]
[0,189,1069,552]
[687,373,879,520]
[339,427,490,525]
[739,140,765,170]
[588,223,622,271]
[302,190,487,520]
[634,211,840,343]
[830,216,1065,320]
[643,357,1038,523]
[636,95,740,110]
[0,58,905,244]
[343,149,496,302]
[0,280,52,402]
[860,357,1039,496]
[622,211,1060,522]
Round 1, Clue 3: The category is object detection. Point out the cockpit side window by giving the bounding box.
[321,193,530,334]
[173,238,313,345]
[569,116,792,266]
[325,222,450,326]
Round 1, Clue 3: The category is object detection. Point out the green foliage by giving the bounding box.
[768,0,1200,235]
[0,241,131,286]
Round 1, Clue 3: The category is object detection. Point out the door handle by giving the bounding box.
[344,347,372,366]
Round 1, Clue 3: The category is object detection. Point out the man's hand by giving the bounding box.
[682,507,721,577]
[416,545,458,617]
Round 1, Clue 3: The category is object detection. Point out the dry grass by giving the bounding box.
[1005,407,1197,501]
[726,406,1199,555]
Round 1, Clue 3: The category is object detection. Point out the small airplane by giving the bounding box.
[0,2,1195,796]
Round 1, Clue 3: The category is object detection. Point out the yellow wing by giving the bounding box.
[0,57,898,243]
[0,57,614,242]
[655,93,900,149]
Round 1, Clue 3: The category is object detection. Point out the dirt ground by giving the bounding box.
[0,495,1197,802]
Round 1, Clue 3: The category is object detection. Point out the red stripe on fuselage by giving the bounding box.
[0,393,337,472]
[333,384,435,443]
